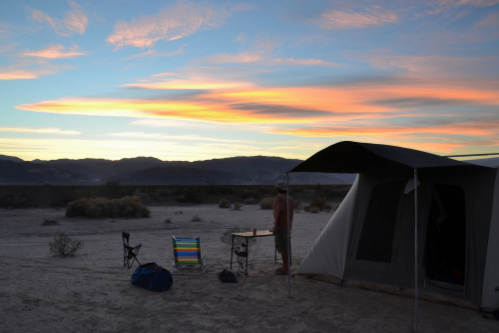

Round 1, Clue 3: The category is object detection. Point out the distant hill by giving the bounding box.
[0,160,93,184]
[0,155,24,163]
[102,166,355,185]
[0,155,355,185]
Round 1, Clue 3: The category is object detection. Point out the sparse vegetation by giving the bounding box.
[309,196,326,211]
[310,206,319,213]
[0,189,28,209]
[219,199,230,208]
[221,227,257,247]
[233,202,242,210]
[175,187,202,204]
[260,197,275,210]
[191,214,201,222]
[65,196,150,218]
[49,233,84,256]
[42,219,59,226]
[244,198,257,205]
[324,202,332,213]
[164,218,172,223]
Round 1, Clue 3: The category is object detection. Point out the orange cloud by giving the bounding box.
[19,44,87,59]
[315,7,399,30]
[16,97,320,124]
[272,122,497,138]
[106,2,243,48]
[0,70,38,80]
[31,0,87,36]
[17,76,499,126]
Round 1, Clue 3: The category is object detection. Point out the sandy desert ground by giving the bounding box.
[0,204,497,333]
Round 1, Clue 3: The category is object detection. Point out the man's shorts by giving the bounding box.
[274,230,290,254]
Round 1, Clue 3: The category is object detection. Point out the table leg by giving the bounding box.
[245,238,249,275]
[230,235,234,270]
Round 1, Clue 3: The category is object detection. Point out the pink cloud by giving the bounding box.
[368,54,499,79]
[0,70,38,80]
[123,47,184,61]
[205,51,340,67]
[0,59,73,80]
[19,44,87,59]
[107,2,245,48]
[315,7,399,30]
[31,0,87,36]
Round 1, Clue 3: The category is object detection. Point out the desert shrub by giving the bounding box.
[65,196,150,218]
[49,233,84,256]
[309,196,326,211]
[42,219,59,226]
[0,189,28,209]
[244,198,257,205]
[164,218,172,223]
[260,197,276,210]
[219,199,230,208]
[294,199,302,213]
[304,205,310,212]
[310,206,319,213]
[324,202,332,213]
[233,202,243,210]
[220,227,256,247]
[191,214,201,222]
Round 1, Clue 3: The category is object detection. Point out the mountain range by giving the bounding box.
[0,155,355,185]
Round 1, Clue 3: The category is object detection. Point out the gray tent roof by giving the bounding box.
[290,141,492,175]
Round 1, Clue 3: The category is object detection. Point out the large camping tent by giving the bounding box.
[290,141,499,310]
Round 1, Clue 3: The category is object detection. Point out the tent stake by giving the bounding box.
[414,167,419,333]
[286,172,291,298]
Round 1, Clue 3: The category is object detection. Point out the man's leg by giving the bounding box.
[281,253,289,273]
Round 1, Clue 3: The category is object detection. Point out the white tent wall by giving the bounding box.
[296,166,497,308]
[481,168,499,309]
[295,176,360,279]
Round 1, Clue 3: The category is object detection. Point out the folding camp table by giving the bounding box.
[230,230,290,275]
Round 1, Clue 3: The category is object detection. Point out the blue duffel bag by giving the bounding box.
[131,262,173,292]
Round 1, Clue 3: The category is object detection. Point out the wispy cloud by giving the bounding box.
[205,51,340,67]
[0,70,38,80]
[123,47,184,61]
[31,0,88,36]
[0,127,81,135]
[106,1,247,48]
[369,55,499,78]
[314,6,399,30]
[19,44,87,59]
[0,59,73,80]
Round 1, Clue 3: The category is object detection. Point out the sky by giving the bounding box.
[1,0,499,162]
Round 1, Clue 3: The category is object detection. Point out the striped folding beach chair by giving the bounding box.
[171,236,207,275]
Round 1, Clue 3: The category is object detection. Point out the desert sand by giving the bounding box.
[0,204,496,333]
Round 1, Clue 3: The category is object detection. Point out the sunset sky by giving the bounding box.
[1,0,499,161]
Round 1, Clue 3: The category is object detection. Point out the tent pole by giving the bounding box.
[414,168,419,333]
[286,172,291,298]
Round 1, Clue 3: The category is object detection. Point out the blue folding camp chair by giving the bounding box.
[122,232,142,269]
[171,236,207,275]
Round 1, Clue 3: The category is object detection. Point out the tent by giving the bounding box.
[290,141,499,310]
